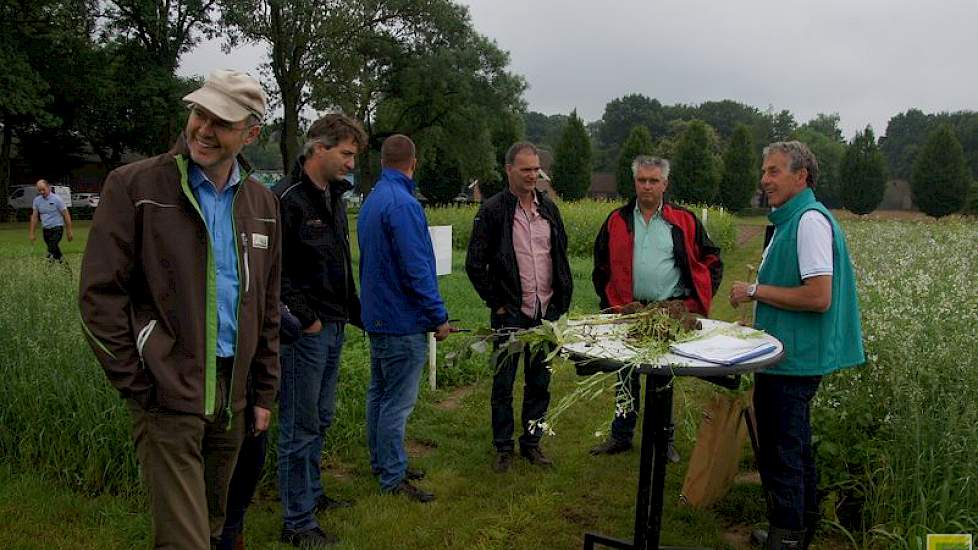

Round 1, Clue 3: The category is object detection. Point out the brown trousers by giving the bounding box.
[126,373,246,550]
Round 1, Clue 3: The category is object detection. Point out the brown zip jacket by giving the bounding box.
[79,137,281,416]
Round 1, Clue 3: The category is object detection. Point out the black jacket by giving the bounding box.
[273,158,361,329]
[465,189,573,321]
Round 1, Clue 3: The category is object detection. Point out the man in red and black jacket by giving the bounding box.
[590,155,723,455]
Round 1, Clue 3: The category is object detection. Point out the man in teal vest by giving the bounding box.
[730,141,864,550]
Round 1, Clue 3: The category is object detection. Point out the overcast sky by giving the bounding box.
[180,0,978,140]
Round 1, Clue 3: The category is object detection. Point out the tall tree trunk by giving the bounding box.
[279,87,301,171]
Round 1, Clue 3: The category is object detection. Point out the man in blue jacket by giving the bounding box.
[358,134,451,503]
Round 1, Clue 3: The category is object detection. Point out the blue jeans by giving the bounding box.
[277,322,345,532]
[366,332,427,491]
[753,372,822,530]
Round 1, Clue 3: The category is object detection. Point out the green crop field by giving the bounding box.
[0,206,975,549]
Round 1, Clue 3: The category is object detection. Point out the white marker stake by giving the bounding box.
[427,225,453,390]
[428,332,437,390]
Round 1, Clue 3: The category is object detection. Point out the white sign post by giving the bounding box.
[427,225,452,390]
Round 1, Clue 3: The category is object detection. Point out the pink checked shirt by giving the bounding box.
[512,197,553,319]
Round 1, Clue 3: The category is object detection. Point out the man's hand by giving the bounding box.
[66,230,74,242]
[303,319,323,334]
[495,306,507,315]
[253,406,271,433]
[29,233,35,243]
[434,322,452,341]
[729,281,753,308]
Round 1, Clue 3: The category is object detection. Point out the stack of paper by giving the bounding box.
[670,334,776,365]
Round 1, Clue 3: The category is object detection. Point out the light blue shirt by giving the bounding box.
[33,193,66,229]
[189,163,241,358]
[632,203,683,302]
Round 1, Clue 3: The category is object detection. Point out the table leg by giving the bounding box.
[646,375,674,549]
[632,372,660,550]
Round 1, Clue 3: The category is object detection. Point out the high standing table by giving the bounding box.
[564,318,784,550]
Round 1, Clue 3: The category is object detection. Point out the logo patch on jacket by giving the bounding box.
[252,233,269,249]
[306,219,324,227]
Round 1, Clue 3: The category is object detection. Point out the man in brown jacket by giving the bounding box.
[79,69,281,550]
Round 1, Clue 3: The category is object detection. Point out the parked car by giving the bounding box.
[7,185,72,209]
[71,192,100,208]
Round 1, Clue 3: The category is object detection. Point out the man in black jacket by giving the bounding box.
[465,142,573,473]
[271,114,366,548]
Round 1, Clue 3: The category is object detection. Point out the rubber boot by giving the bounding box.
[766,527,807,550]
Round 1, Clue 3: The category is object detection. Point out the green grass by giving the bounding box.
[0,215,767,549]
[15,211,974,549]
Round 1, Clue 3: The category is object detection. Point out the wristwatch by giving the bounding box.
[747,283,757,299]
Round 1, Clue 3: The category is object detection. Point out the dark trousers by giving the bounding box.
[490,310,552,452]
[610,367,642,443]
[42,226,64,261]
[217,428,267,550]
[125,369,245,550]
[753,372,822,530]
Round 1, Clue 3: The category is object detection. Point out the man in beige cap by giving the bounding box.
[80,69,282,550]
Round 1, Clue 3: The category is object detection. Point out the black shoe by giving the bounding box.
[314,494,353,513]
[765,527,807,550]
[492,450,515,473]
[667,442,681,463]
[280,526,339,548]
[389,479,435,503]
[520,446,553,467]
[589,438,632,455]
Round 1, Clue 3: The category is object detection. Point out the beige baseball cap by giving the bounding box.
[183,69,266,123]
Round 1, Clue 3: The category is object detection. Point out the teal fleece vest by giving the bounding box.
[755,188,865,376]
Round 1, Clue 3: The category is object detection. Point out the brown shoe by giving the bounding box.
[492,450,515,473]
[589,438,633,455]
[520,446,553,467]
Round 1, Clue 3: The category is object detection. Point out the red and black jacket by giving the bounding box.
[591,200,723,315]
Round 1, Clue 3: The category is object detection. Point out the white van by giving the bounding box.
[8,185,72,209]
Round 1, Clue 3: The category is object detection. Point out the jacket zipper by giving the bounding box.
[136,319,157,362]
[240,232,251,293]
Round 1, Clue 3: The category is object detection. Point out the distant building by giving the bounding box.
[588,172,617,199]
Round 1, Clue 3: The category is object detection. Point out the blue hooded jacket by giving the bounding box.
[357,168,448,334]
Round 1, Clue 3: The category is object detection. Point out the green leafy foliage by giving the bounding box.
[790,126,847,208]
[417,147,463,205]
[670,120,721,204]
[718,124,757,212]
[911,125,973,217]
[840,126,887,215]
[615,126,655,201]
[551,110,592,200]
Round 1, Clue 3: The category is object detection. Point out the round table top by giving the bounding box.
[564,317,784,377]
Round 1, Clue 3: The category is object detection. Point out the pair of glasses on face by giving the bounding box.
[188,104,253,132]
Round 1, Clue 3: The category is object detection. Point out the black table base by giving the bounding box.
[583,372,736,550]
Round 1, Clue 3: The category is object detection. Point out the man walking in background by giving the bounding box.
[29,179,73,262]
[465,141,573,473]
[730,141,864,550]
[358,134,451,503]
[272,114,367,547]
[590,155,722,456]
[79,69,281,550]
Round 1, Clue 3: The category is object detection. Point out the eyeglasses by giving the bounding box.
[188,104,254,132]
